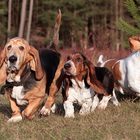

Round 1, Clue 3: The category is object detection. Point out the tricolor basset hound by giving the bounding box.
[111,50,140,97]
[97,35,140,100]
[0,10,63,122]
[62,52,118,118]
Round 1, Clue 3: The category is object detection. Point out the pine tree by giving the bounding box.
[117,0,140,35]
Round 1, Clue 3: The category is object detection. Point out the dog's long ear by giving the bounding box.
[84,57,107,94]
[29,46,44,80]
[0,47,6,68]
[129,36,140,52]
[0,47,7,85]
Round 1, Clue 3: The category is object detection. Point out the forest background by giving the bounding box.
[0,0,139,50]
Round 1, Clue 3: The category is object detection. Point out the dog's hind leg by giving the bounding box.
[110,89,120,106]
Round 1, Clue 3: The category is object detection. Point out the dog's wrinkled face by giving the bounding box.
[5,37,30,73]
[64,53,85,76]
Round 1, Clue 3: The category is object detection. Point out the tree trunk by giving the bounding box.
[7,0,12,40]
[115,0,120,51]
[26,0,34,42]
[18,0,27,38]
[87,17,94,48]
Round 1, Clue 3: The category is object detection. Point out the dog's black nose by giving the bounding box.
[9,55,17,63]
[64,63,71,69]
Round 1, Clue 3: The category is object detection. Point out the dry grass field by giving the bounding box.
[0,48,139,140]
[0,92,140,140]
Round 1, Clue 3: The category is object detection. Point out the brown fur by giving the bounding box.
[129,36,140,52]
[1,37,46,120]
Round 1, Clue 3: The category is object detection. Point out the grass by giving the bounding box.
[0,93,140,140]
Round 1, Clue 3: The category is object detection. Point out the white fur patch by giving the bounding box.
[15,75,21,82]
[51,104,56,113]
[12,86,28,105]
[110,90,120,106]
[91,94,99,112]
[116,51,140,95]
[97,54,104,64]
[66,60,77,75]
[40,106,51,116]
[98,95,111,110]
[64,79,95,118]
[64,100,75,118]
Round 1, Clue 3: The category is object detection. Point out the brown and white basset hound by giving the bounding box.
[97,35,140,99]
[0,37,46,122]
[0,10,64,122]
[62,52,118,118]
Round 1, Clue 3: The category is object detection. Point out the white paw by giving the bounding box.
[64,113,75,118]
[79,108,90,116]
[98,103,107,110]
[40,106,51,116]
[51,104,56,113]
[7,115,22,123]
[112,101,121,106]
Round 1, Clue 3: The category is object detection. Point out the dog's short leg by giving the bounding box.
[63,100,75,118]
[6,94,22,123]
[98,95,111,110]
[91,94,99,112]
[79,99,92,115]
[22,98,42,119]
[110,89,120,106]
[40,62,64,116]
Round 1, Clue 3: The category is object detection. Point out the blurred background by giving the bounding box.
[0,0,139,50]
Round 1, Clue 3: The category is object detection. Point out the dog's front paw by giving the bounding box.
[79,108,90,116]
[40,106,51,116]
[64,113,75,118]
[7,115,22,123]
[98,103,107,110]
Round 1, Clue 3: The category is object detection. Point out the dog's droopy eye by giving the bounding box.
[19,46,24,51]
[7,45,12,50]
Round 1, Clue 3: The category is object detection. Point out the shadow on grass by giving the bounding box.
[0,103,11,118]
[116,91,140,103]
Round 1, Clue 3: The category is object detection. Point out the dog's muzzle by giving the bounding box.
[64,62,76,76]
[64,63,71,70]
[7,55,18,73]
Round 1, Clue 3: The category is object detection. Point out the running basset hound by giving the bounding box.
[97,36,140,98]
[112,49,140,96]
[0,10,63,122]
[62,52,118,118]
[0,37,46,122]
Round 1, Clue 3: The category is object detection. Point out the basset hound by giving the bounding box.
[0,10,63,122]
[0,37,46,122]
[112,49,140,97]
[97,35,140,98]
[62,52,118,118]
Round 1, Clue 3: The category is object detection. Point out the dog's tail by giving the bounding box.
[49,9,62,51]
[97,54,104,66]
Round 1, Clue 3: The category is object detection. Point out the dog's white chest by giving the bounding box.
[68,79,94,104]
[12,86,28,105]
